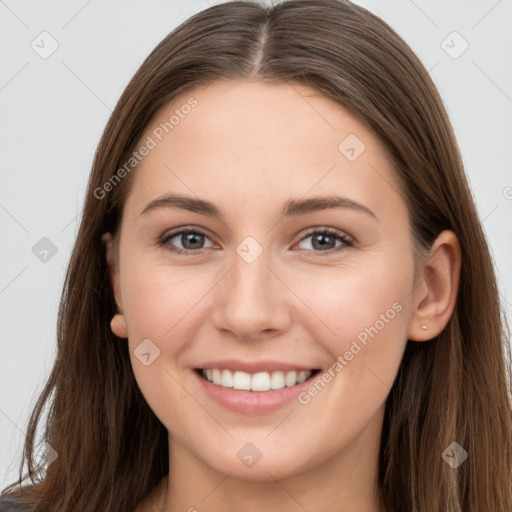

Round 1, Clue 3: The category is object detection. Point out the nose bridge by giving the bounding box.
[231,242,272,300]
[213,235,290,338]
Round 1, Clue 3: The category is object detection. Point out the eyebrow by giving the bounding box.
[139,193,377,220]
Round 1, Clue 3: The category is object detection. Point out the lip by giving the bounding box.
[197,359,317,374]
[192,366,321,414]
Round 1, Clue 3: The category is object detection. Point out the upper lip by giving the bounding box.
[196,359,319,374]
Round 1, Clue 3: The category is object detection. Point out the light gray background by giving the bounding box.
[1,0,511,488]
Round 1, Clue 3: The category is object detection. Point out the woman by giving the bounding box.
[1,0,511,511]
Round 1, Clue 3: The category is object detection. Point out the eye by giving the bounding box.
[294,227,353,255]
[159,228,215,255]
[158,226,353,256]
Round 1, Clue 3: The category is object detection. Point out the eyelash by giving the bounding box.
[158,226,353,256]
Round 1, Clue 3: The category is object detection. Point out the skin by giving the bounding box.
[103,79,461,512]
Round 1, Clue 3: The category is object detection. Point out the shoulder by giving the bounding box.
[0,496,26,512]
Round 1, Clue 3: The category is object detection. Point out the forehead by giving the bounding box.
[124,79,404,221]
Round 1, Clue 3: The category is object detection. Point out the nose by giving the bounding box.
[211,245,293,342]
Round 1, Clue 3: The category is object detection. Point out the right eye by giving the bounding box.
[159,228,215,255]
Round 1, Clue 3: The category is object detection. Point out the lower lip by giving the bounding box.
[193,369,319,414]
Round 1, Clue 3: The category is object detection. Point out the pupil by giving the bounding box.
[184,233,203,249]
[313,234,334,250]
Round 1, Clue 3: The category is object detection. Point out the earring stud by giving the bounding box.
[420,322,428,330]
[111,313,128,338]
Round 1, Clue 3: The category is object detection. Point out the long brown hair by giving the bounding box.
[3,1,511,510]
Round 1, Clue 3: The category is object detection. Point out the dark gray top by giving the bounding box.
[0,496,26,511]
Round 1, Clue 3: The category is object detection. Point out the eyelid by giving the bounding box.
[298,226,353,243]
[158,226,217,254]
[292,226,353,254]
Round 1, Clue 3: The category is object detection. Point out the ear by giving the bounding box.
[101,232,123,312]
[408,230,461,341]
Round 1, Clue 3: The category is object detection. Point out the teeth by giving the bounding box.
[270,371,285,389]
[233,371,251,390]
[212,369,222,385]
[296,371,308,383]
[251,372,270,391]
[284,371,297,387]
[221,369,233,387]
[201,369,312,391]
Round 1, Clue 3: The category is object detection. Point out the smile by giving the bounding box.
[193,361,323,413]
[199,368,320,392]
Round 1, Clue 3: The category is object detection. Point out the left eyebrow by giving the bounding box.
[138,193,377,220]
[281,195,377,219]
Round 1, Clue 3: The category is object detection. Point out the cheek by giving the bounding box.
[119,261,198,432]
[120,256,191,339]
[293,252,413,403]
[294,258,412,343]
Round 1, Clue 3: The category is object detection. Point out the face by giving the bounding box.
[108,79,420,482]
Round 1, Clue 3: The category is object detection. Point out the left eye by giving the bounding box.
[295,228,352,253]
[159,227,352,255]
